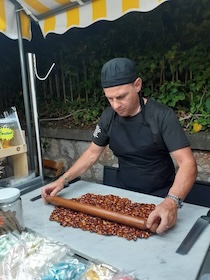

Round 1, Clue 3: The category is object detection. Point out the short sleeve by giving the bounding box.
[92,107,113,147]
[145,99,190,153]
[160,109,190,152]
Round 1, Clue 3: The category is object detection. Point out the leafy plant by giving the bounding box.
[41,138,50,152]
[10,0,210,133]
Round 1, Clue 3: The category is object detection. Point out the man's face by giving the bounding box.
[104,78,142,117]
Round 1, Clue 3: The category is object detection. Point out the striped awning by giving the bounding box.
[0,0,168,40]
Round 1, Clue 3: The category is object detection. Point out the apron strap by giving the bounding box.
[140,96,149,127]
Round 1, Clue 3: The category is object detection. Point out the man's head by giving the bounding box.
[101,58,138,88]
[101,58,142,117]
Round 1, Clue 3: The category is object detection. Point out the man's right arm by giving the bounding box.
[41,142,105,202]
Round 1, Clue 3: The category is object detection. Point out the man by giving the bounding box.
[42,58,197,234]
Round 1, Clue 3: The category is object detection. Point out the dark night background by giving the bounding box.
[0,0,210,131]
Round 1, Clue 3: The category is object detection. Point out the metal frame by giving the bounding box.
[27,53,44,180]
[5,0,92,186]
[4,0,94,192]
[9,0,91,21]
[14,1,35,172]
[2,0,44,192]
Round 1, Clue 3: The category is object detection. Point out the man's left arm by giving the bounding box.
[167,146,198,200]
[147,146,197,233]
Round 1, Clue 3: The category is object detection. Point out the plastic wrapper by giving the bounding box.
[0,230,145,280]
[41,257,86,280]
[23,240,68,277]
[83,262,116,280]
[113,270,149,280]
[0,230,71,280]
[0,107,25,150]
[1,241,30,280]
[0,231,21,262]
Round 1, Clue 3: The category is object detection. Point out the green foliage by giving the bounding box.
[70,98,104,128]
[158,81,186,107]
[41,138,50,151]
[11,0,210,132]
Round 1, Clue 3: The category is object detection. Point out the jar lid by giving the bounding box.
[0,188,20,203]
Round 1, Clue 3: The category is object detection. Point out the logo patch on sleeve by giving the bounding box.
[93,124,101,138]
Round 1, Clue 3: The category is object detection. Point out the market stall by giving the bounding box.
[0,2,209,279]
[1,180,209,279]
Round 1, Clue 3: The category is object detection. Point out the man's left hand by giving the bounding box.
[146,199,178,234]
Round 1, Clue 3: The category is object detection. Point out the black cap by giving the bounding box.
[101,58,138,88]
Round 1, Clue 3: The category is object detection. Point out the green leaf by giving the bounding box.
[205,97,210,112]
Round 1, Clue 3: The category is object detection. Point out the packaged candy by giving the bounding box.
[41,257,86,280]
[113,270,149,280]
[83,263,116,280]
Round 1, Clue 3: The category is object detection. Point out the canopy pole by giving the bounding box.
[15,3,35,171]
[27,53,44,179]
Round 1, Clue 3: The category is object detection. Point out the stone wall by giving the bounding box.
[194,151,210,181]
[40,128,210,183]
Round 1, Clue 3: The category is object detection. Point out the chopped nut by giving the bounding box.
[49,193,155,241]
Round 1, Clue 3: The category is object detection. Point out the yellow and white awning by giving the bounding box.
[0,0,168,40]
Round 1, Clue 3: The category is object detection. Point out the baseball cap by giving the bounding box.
[101,57,138,88]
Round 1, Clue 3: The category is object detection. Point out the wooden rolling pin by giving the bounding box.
[46,196,159,232]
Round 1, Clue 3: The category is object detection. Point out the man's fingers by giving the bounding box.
[155,222,171,234]
[150,222,159,233]
[146,215,161,233]
[50,191,57,197]
[146,211,159,227]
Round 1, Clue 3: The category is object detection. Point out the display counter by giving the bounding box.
[21,180,210,280]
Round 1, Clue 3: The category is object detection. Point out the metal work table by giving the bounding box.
[21,181,210,280]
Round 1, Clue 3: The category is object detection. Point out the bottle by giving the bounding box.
[0,188,25,234]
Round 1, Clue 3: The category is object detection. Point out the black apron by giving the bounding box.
[109,97,175,197]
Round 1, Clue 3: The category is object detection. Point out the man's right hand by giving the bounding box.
[41,176,66,203]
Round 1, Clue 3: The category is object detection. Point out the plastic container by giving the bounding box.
[0,188,25,234]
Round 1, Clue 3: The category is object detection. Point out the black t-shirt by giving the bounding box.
[92,98,190,196]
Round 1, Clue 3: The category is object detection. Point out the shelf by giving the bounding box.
[0,144,27,158]
[0,144,28,178]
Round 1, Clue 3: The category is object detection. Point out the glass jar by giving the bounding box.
[0,188,25,234]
